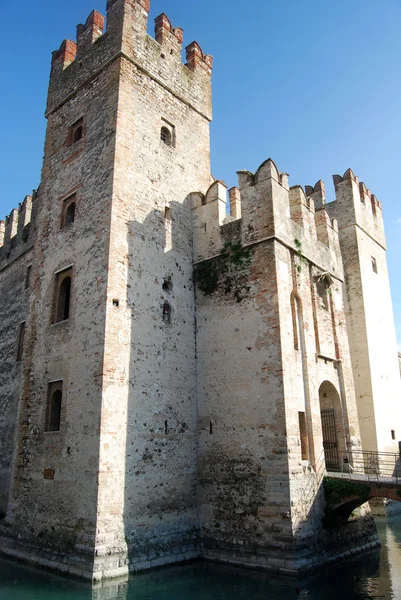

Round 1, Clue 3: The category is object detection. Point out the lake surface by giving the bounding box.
[1,517,401,599]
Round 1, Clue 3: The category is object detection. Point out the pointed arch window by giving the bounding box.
[46,381,63,432]
[52,267,73,324]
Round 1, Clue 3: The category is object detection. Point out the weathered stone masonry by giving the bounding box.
[0,0,399,582]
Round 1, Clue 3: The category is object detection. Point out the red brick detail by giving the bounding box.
[52,40,77,67]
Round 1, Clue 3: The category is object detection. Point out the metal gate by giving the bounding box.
[321,408,340,471]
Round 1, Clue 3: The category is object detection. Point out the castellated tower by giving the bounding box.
[0,0,395,582]
[192,161,377,572]
[308,172,401,454]
[0,0,212,580]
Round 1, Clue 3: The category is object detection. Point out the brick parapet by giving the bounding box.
[47,0,212,120]
[192,157,343,281]
[306,169,385,249]
[0,193,38,270]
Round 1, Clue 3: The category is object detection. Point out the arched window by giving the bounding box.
[53,268,72,324]
[46,383,63,432]
[69,118,84,146]
[161,126,172,146]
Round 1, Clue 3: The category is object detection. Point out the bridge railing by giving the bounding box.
[330,450,401,484]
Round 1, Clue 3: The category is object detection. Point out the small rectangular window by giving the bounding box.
[298,412,308,460]
[372,257,378,274]
[16,322,26,362]
[45,381,63,432]
[52,267,72,324]
[391,430,396,440]
[25,265,32,290]
[61,194,76,229]
[69,118,84,146]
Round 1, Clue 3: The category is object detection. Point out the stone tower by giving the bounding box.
[0,0,212,580]
[312,172,401,454]
[192,161,377,572]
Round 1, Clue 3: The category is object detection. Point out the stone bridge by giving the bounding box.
[323,450,401,525]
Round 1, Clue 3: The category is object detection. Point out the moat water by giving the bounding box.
[1,517,401,599]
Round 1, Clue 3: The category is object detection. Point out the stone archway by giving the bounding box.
[319,381,346,471]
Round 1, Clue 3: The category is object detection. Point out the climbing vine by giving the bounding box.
[195,242,252,302]
[323,477,371,505]
[294,238,307,273]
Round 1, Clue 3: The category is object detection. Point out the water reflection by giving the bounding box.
[2,517,401,599]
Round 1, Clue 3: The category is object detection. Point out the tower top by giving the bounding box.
[47,0,213,120]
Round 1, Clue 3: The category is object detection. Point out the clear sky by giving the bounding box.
[1,0,400,345]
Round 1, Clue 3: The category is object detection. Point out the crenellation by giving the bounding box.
[51,39,77,71]
[155,14,183,46]
[228,187,241,219]
[0,193,37,265]
[305,180,325,209]
[17,196,33,235]
[325,169,385,248]
[192,181,227,263]
[76,10,105,58]
[4,209,19,244]
[47,0,212,121]
[194,159,343,280]
[289,185,316,237]
[185,41,213,74]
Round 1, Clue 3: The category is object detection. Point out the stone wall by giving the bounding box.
[193,158,372,572]
[0,196,36,515]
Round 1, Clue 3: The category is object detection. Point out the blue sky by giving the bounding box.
[1,0,400,345]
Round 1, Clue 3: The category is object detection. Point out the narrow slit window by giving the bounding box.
[162,302,172,324]
[165,207,172,252]
[53,268,72,324]
[16,322,26,362]
[298,412,308,460]
[210,421,213,435]
[46,382,63,432]
[372,257,378,274]
[25,265,32,290]
[391,430,396,440]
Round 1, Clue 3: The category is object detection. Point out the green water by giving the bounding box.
[1,517,401,599]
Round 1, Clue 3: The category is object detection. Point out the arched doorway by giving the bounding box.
[319,381,346,472]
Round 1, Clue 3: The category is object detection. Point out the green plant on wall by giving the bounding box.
[294,238,307,273]
[195,241,252,300]
[323,477,371,505]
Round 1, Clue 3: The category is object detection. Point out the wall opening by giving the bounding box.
[25,265,32,290]
[16,321,26,362]
[298,412,308,460]
[164,207,172,252]
[162,302,172,324]
[46,381,63,432]
[319,381,346,471]
[53,268,72,324]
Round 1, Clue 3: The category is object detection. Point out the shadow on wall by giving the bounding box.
[123,196,200,567]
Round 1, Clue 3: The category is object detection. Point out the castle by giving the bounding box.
[1,0,400,582]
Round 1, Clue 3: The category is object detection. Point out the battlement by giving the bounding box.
[0,192,38,265]
[192,158,342,278]
[305,169,385,248]
[47,0,212,120]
